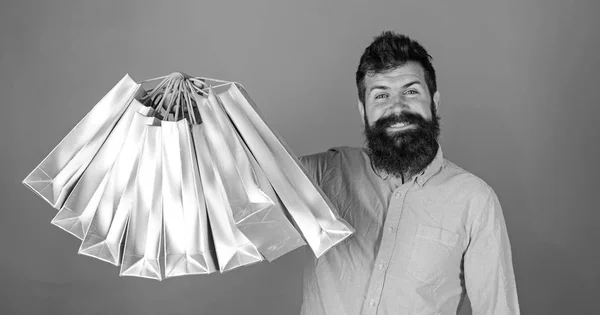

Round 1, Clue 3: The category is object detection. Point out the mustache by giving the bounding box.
[373,112,429,130]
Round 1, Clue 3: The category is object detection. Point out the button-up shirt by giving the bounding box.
[299,146,519,315]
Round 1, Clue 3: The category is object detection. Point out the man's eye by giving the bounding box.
[404,89,418,95]
[374,93,389,99]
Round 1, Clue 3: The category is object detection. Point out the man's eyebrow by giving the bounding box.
[401,80,422,89]
[368,85,390,93]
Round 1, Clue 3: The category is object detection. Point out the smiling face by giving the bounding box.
[358,61,439,130]
[359,62,441,179]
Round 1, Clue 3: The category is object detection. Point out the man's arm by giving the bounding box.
[464,190,520,314]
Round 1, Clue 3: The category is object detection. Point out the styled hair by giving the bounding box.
[356,31,437,105]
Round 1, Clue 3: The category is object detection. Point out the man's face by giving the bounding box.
[359,61,438,129]
[359,62,441,178]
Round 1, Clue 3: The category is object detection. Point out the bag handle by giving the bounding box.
[141,75,173,111]
[162,77,180,121]
[184,81,198,124]
[141,72,235,121]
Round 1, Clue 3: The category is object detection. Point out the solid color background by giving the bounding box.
[1,0,598,314]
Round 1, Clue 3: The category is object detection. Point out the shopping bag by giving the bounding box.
[23,74,143,209]
[189,120,263,273]
[216,83,354,258]
[162,119,218,278]
[238,129,307,260]
[25,71,353,280]
[76,106,159,265]
[51,98,146,239]
[205,89,305,261]
[120,125,164,280]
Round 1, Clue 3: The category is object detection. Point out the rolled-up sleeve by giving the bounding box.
[464,190,520,314]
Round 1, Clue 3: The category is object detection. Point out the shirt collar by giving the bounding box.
[414,146,444,187]
[368,145,444,189]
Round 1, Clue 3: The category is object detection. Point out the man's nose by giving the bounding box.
[388,97,409,114]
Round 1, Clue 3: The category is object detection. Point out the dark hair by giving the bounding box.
[356,31,437,105]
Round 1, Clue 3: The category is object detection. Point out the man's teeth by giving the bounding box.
[391,122,408,127]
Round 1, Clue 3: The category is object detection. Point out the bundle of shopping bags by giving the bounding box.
[23,73,353,280]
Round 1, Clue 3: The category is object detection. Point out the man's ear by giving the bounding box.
[358,99,365,125]
[433,91,440,111]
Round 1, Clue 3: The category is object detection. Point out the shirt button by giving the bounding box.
[369,299,376,307]
[378,263,385,270]
[388,226,394,233]
[395,191,402,198]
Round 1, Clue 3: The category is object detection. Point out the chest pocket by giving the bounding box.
[406,224,461,284]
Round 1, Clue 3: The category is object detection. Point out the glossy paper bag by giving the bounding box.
[23,75,142,209]
[120,125,163,280]
[189,119,263,273]
[205,90,305,261]
[162,119,218,278]
[217,83,354,258]
[76,106,159,264]
[51,99,146,240]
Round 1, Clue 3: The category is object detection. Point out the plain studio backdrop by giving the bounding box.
[1,0,598,314]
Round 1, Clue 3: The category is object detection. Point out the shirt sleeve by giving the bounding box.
[299,152,329,187]
[464,190,520,315]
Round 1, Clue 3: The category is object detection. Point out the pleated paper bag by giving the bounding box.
[216,83,354,258]
[120,125,164,280]
[23,75,143,210]
[162,119,218,278]
[76,106,158,264]
[190,120,263,273]
[51,100,148,240]
[203,89,305,261]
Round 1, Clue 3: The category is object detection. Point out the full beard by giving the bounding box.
[364,108,440,179]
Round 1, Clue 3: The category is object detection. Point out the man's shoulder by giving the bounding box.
[300,146,365,166]
[299,146,366,183]
[438,158,496,200]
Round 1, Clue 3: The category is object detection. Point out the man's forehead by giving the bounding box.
[366,63,426,85]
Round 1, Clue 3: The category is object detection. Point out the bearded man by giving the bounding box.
[299,31,520,315]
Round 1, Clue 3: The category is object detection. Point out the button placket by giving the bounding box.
[374,190,404,310]
[363,186,409,314]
